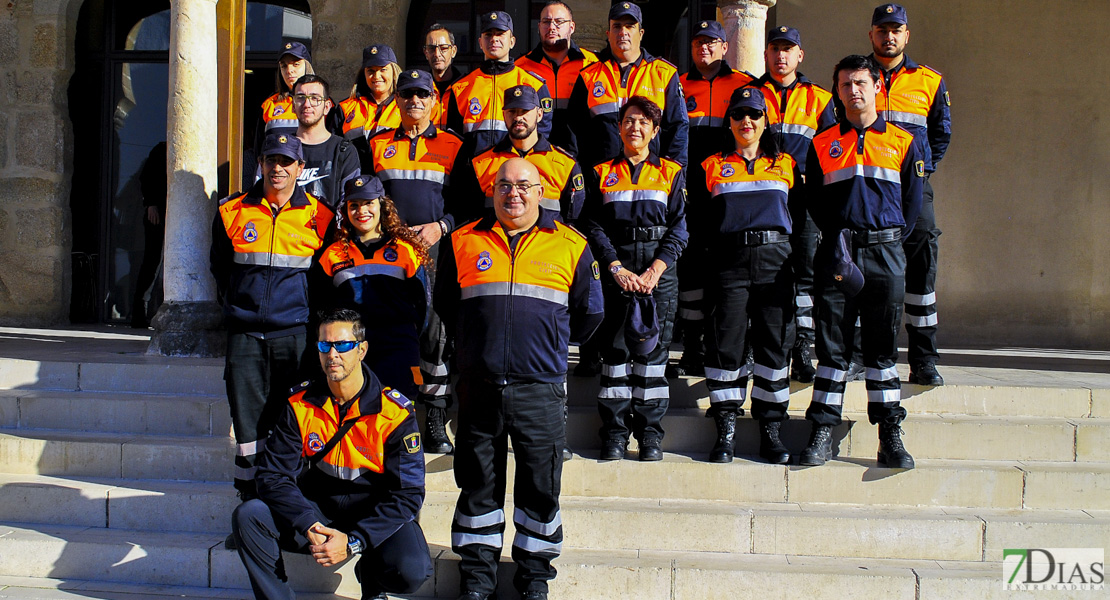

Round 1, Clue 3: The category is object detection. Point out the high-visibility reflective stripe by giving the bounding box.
[751,385,790,404]
[236,439,264,457]
[589,101,621,117]
[377,169,447,184]
[906,313,938,327]
[420,383,450,395]
[598,386,632,399]
[334,264,407,285]
[795,295,814,308]
[865,366,899,381]
[632,363,667,378]
[265,119,296,131]
[555,97,570,110]
[811,389,843,406]
[234,251,313,269]
[855,317,862,326]
[881,110,928,127]
[633,386,668,400]
[602,189,668,205]
[796,316,815,329]
[823,165,901,185]
[420,360,449,376]
[709,387,745,403]
[454,508,505,529]
[679,289,704,302]
[689,116,725,128]
[677,308,704,321]
[867,388,901,404]
[539,198,560,211]
[513,532,562,554]
[460,282,568,306]
[602,363,631,378]
[452,532,503,548]
[463,119,509,133]
[752,363,789,382]
[315,461,367,480]
[779,122,817,139]
[905,292,936,306]
[234,465,257,480]
[712,180,790,197]
[514,508,561,536]
[816,366,847,382]
[705,366,743,382]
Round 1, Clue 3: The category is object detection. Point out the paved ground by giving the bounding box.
[1,325,1108,388]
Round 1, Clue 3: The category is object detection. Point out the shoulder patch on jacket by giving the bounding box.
[384,388,413,409]
[218,192,242,206]
[289,379,312,395]
[403,432,421,454]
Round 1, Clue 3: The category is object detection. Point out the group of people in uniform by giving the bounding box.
[210,2,951,599]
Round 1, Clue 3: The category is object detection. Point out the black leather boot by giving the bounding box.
[758,420,791,464]
[600,438,627,461]
[424,406,454,454]
[790,340,816,383]
[708,410,736,463]
[877,423,915,469]
[638,436,663,461]
[909,361,944,386]
[798,424,834,466]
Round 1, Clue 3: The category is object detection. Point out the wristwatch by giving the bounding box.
[609,263,623,275]
[346,535,363,556]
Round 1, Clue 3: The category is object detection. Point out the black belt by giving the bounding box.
[852,227,901,245]
[718,230,788,246]
[621,226,667,242]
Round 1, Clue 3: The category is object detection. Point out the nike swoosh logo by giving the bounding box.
[298,173,329,185]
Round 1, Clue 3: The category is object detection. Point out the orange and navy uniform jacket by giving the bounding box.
[261,93,299,139]
[339,94,403,142]
[680,61,754,204]
[365,124,467,230]
[465,134,586,222]
[516,42,598,153]
[749,72,836,173]
[433,209,604,385]
[319,236,429,353]
[567,49,689,169]
[582,153,688,268]
[440,59,553,152]
[805,116,923,236]
[210,181,334,331]
[696,151,802,242]
[255,365,424,549]
[872,54,950,172]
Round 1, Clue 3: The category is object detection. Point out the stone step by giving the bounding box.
[0,528,1048,600]
[0,358,224,396]
[0,390,232,437]
[0,575,377,599]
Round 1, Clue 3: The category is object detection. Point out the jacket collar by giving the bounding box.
[479,58,518,76]
[869,53,918,74]
[299,362,384,417]
[755,71,813,91]
[839,113,887,135]
[524,40,589,65]
[686,60,734,81]
[474,207,558,233]
[392,122,438,141]
[243,177,311,208]
[493,133,553,155]
[618,151,662,168]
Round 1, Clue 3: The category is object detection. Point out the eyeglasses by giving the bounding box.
[540,18,572,28]
[693,39,722,48]
[292,94,326,107]
[496,182,543,195]
[730,108,764,121]
[423,44,454,54]
[620,116,655,129]
[316,340,361,353]
[398,88,434,99]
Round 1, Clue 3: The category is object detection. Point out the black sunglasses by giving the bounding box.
[399,88,434,99]
[730,108,764,121]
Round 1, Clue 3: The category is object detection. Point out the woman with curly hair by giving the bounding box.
[318,174,431,400]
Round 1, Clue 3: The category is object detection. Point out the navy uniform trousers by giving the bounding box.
[903,176,940,365]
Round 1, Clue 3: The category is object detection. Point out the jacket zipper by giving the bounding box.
[260,203,279,324]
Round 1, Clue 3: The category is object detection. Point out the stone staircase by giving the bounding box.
[0,331,1107,599]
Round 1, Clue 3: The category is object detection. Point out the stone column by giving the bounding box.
[718,0,776,77]
[148,0,226,357]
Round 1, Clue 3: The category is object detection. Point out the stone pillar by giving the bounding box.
[148,0,226,357]
[718,0,776,77]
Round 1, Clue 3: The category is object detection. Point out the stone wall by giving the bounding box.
[0,0,76,325]
[308,0,410,92]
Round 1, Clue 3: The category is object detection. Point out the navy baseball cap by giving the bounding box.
[397,69,436,93]
[362,44,398,68]
[831,229,865,297]
[260,133,303,162]
[609,2,643,23]
[280,41,311,62]
[728,87,766,113]
[343,175,386,203]
[872,3,908,26]
[693,20,726,42]
[481,11,514,33]
[503,85,540,110]
[767,25,802,48]
[625,293,660,357]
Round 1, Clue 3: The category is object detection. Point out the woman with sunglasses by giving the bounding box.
[340,44,403,149]
[255,42,315,156]
[696,87,803,465]
[582,96,688,462]
[318,175,431,401]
